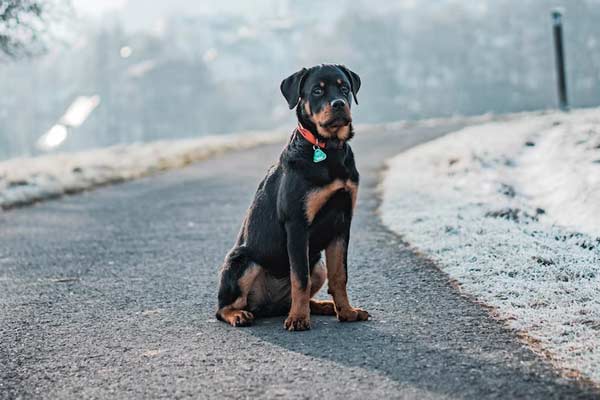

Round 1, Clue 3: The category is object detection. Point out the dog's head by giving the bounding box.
[280,64,361,141]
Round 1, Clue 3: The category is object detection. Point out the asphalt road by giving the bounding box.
[1,122,598,399]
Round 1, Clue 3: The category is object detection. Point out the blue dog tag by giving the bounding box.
[313,147,327,163]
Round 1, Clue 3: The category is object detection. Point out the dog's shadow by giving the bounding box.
[245,313,583,398]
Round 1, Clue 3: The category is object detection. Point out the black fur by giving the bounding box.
[217,64,361,319]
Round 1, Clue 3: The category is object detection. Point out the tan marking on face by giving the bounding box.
[336,125,351,141]
[312,104,335,138]
[336,103,353,141]
[303,81,351,140]
[319,81,325,87]
[304,100,311,116]
[337,79,342,84]
[304,100,334,138]
[303,99,322,133]
[311,102,353,140]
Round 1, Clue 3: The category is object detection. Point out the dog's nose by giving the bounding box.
[331,99,346,109]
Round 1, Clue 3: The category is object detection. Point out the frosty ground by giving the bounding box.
[0,130,288,210]
[0,115,493,211]
[381,107,600,384]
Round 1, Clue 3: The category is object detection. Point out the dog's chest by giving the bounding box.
[304,179,357,224]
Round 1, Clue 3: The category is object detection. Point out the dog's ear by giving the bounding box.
[337,65,361,105]
[280,68,308,109]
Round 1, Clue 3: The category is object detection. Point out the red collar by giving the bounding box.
[297,123,326,149]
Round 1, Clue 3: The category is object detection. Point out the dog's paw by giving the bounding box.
[226,310,255,327]
[336,307,369,322]
[284,314,311,331]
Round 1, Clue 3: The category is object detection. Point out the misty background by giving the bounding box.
[1,0,600,161]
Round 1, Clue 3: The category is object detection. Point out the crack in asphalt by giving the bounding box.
[0,123,598,399]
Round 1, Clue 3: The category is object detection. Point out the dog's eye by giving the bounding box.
[312,87,324,96]
[341,86,350,95]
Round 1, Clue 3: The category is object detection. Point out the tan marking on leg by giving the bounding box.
[217,264,261,327]
[236,264,261,307]
[246,268,268,309]
[325,240,369,322]
[219,309,255,327]
[310,259,327,297]
[304,179,345,223]
[325,240,350,309]
[308,260,336,315]
[346,180,358,210]
[310,299,336,315]
[284,272,311,331]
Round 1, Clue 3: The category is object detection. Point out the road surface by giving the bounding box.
[1,122,598,399]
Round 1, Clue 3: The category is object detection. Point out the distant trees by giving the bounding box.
[323,0,600,121]
[1,0,600,160]
[0,0,68,59]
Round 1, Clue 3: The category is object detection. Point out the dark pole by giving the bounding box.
[552,9,569,111]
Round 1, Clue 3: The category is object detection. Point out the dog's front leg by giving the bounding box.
[326,237,369,322]
[284,221,311,331]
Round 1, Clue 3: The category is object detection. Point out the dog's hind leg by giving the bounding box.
[309,259,336,316]
[216,247,262,327]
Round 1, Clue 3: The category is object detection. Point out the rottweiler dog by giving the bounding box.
[216,64,369,331]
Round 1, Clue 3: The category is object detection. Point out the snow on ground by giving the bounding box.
[516,116,600,237]
[0,114,499,211]
[0,130,287,210]
[381,108,600,384]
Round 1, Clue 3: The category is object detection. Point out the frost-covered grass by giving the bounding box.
[0,130,287,210]
[0,114,499,211]
[381,108,600,384]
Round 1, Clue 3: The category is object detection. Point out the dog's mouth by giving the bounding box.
[320,115,352,129]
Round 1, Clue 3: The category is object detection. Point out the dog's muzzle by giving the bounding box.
[321,113,352,128]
